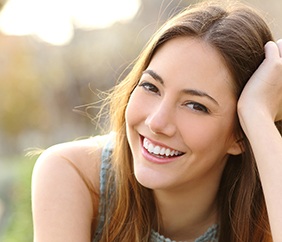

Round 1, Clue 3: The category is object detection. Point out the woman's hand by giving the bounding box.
[238,39,282,126]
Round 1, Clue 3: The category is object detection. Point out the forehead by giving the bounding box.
[147,37,236,99]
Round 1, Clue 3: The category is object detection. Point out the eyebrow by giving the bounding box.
[142,69,219,106]
[182,89,219,106]
[142,69,164,84]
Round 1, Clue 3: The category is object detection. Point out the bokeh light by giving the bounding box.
[0,0,141,45]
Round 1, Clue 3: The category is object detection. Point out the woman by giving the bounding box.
[32,1,282,241]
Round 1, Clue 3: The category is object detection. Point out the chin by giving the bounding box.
[132,161,174,190]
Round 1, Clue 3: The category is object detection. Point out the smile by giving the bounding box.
[143,137,184,158]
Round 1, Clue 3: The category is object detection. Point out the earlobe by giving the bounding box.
[227,138,244,155]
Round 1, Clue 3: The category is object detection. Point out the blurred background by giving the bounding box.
[0,0,281,241]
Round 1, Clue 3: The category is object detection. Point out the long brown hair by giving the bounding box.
[97,1,281,241]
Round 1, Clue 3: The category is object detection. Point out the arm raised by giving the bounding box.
[238,40,282,241]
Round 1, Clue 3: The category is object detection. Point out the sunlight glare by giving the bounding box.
[72,0,141,29]
[0,0,141,45]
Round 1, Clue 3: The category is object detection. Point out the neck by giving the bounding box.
[153,178,220,241]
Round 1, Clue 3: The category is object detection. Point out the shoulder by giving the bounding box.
[31,133,113,241]
[34,133,112,191]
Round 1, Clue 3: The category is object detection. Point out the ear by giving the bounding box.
[227,137,244,155]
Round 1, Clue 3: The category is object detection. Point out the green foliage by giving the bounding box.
[1,156,36,242]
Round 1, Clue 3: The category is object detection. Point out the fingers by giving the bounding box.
[277,39,282,57]
[264,40,281,59]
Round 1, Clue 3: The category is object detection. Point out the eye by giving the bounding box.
[139,82,160,95]
[185,102,209,113]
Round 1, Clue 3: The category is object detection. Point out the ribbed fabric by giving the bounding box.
[92,138,113,242]
[150,224,218,242]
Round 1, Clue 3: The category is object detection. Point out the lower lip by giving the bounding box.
[140,138,181,164]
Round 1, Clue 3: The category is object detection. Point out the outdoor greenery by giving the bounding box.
[0,156,36,242]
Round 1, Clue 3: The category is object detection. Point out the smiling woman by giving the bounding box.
[30,1,282,241]
[0,0,140,45]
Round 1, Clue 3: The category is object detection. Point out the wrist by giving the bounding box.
[238,106,275,136]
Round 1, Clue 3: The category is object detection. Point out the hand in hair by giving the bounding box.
[238,39,282,123]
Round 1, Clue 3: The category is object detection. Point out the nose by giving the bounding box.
[145,100,176,137]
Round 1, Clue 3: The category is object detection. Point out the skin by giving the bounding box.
[32,136,107,242]
[125,37,242,240]
[31,35,282,241]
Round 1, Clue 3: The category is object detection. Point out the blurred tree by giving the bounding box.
[0,0,7,10]
[0,37,46,136]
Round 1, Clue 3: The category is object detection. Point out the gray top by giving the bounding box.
[92,138,219,242]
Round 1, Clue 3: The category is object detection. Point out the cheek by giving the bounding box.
[125,89,145,127]
[178,116,235,152]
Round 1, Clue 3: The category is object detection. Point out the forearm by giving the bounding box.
[240,113,282,241]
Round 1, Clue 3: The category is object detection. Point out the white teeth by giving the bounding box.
[143,138,149,149]
[165,149,171,156]
[153,146,161,155]
[143,138,183,157]
[148,143,154,153]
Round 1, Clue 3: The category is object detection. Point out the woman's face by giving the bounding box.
[125,37,242,192]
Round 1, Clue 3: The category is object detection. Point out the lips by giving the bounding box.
[142,137,184,158]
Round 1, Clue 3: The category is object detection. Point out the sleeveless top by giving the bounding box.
[92,138,219,242]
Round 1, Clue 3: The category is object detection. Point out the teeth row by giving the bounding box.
[143,138,182,157]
